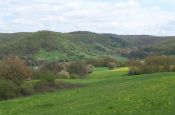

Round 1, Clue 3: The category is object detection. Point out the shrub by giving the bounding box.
[33,71,56,92]
[70,74,79,79]
[86,64,94,73]
[32,70,42,79]
[0,55,32,85]
[33,71,55,82]
[107,62,116,70]
[67,61,89,78]
[40,61,64,75]
[86,57,117,67]
[0,80,18,100]
[20,82,34,96]
[34,74,55,91]
[57,70,70,79]
[40,71,56,85]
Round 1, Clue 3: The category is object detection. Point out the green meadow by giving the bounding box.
[0,67,175,115]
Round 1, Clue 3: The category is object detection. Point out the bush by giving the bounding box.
[0,55,32,85]
[34,72,55,90]
[34,79,55,92]
[41,71,56,85]
[0,80,18,100]
[20,82,34,96]
[70,74,79,79]
[40,61,64,75]
[67,61,90,77]
[0,55,35,100]
[33,71,55,83]
[57,70,70,79]
[86,64,94,73]
[107,62,116,70]
[33,71,56,92]
[32,70,42,79]
[86,57,117,67]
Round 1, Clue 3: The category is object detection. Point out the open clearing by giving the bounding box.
[0,67,175,115]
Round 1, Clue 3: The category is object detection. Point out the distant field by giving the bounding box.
[34,49,67,61]
[0,67,175,115]
[34,48,127,62]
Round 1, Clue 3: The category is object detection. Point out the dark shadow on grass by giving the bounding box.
[34,81,85,93]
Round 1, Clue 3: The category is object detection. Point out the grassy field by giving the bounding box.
[0,67,175,115]
[34,49,67,61]
[34,48,127,62]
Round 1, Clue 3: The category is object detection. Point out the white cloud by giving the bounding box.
[0,0,175,35]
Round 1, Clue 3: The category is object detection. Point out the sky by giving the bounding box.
[0,0,175,35]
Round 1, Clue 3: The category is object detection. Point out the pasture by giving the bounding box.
[0,67,175,115]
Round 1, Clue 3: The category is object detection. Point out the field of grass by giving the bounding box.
[34,49,67,61]
[0,67,175,115]
[34,48,127,62]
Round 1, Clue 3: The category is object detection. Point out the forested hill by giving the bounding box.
[0,31,126,61]
[0,30,175,61]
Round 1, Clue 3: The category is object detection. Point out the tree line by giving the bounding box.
[128,56,175,75]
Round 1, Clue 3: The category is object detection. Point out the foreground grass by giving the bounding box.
[0,68,175,115]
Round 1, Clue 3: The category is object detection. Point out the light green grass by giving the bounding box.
[34,49,127,62]
[34,49,67,61]
[113,54,128,62]
[0,68,175,115]
[88,67,128,79]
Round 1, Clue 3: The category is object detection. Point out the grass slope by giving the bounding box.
[0,68,175,115]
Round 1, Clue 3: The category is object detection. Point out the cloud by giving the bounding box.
[0,0,175,35]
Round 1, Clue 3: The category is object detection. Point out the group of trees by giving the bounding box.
[37,61,94,79]
[0,55,93,100]
[128,56,175,75]
[122,50,147,59]
[0,55,32,100]
[85,57,117,69]
[0,55,119,100]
